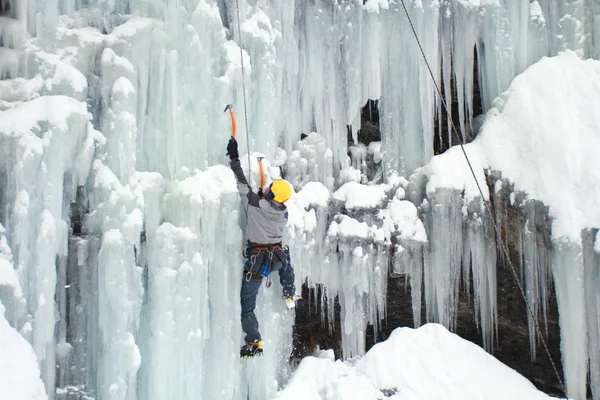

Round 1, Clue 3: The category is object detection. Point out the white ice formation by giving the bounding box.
[0,0,599,399]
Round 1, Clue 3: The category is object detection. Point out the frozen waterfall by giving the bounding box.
[0,0,599,399]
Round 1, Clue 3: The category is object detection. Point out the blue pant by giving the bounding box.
[240,258,295,343]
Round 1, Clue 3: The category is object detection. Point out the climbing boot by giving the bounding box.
[240,341,263,358]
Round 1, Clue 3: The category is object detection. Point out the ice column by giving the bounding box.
[439,0,480,143]
[0,96,96,396]
[85,162,163,399]
[100,48,137,183]
[59,236,99,396]
[108,4,248,178]
[286,184,336,329]
[552,240,587,400]
[379,0,439,177]
[140,223,209,400]
[382,190,427,329]
[478,3,517,113]
[97,230,143,400]
[583,229,600,399]
[153,167,245,399]
[326,215,388,358]
[293,1,353,175]
[0,224,25,329]
[423,189,463,331]
[538,0,587,56]
[462,200,497,351]
[285,133,335,191]
[519,200,552,360]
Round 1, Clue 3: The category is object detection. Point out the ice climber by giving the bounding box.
[226,137,297,358]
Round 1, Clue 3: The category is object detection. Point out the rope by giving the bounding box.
[234,0,252,181]
[232,0,255,230]
[398,0,565,395]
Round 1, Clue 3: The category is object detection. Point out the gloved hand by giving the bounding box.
[226,137,239,160]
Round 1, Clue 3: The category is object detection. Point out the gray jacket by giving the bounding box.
[230,158,288,244]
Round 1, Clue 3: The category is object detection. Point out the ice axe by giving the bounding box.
[258,157,265,192]
[224,104,237,139]
[257,156,265,195]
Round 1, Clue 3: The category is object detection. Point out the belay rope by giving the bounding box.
[225,0,273,212]
[398,0,565,394]
[224,0,253,180]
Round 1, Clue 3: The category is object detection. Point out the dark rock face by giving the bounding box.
[291,285,342,360]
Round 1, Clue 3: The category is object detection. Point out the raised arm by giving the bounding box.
[227,138,260,207]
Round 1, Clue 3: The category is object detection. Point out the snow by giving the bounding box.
[423,145,489,202]
[0,303,47,400]
[0,1,598,399]
[367,141,382,163]
[425,50,600,243]
[292,182,330,210]
[480,51,600,242]
[0,95,88,136]
[328,215,384,243]
[364,0,390,14]
[380,198,427,242]
[275,324,550,400]
[0,236,21,299]
[333,181,389,210]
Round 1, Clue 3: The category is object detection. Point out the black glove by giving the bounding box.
[226,137,239,160]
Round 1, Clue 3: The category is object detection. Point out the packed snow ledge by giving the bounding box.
[275,324,551,400]
[424,50,600,244]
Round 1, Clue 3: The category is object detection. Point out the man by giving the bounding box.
[226,138,297,358]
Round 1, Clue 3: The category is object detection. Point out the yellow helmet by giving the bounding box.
[268,179,292,203]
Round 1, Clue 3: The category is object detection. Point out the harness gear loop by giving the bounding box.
[243,241,287,284]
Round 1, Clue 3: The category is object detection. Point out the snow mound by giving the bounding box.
[275,324,550,400]
[424,50,600,243]
[0,304,47,400]
[478,50,600,242]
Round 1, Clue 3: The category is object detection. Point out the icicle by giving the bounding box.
[423,188,463,331]
[463,200,497,352]
[552,239,587,400]
[583,229,600,399]
[380,0,439,177]
[519,200,552,360]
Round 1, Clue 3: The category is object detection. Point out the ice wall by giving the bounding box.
[0,0,599,399]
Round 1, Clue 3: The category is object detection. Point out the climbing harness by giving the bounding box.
[243,242,291,288]
[398,0,565,394]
